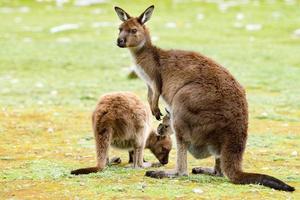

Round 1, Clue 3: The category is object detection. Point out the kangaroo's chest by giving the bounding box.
[134,64,153,88]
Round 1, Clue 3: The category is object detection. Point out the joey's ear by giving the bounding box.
[138,5,154,24]
[165,108,170,115]
[114,6,131,22]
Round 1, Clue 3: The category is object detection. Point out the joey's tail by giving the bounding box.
[71,120,112,175]
[71,167,99,175]
[222,141,295,191]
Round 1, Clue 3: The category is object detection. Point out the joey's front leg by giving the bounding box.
[132,144,152,168]
[148,85,162,120]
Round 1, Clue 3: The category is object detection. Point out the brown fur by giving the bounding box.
[114,6,295,192]
[71,92,172,175]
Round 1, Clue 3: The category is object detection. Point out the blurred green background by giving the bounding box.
[0,0,299,199]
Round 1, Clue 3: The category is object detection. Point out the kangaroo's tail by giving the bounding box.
[222,139,295,192]
[227,171,295,192]
[71,167,100,175]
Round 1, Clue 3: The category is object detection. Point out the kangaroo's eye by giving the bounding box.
[164,125,169,128]
[131,29,137,34]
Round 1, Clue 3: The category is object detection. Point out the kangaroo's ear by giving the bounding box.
[138,5,154,24]
[114,6,131,22]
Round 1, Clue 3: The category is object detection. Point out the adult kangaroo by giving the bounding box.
[114,5,295,192]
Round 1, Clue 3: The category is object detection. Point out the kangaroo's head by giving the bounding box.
[114,5,154,50]
[157,109,173,136]
[147,129,172,165]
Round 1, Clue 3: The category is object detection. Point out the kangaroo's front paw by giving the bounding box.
[151,107,163,120]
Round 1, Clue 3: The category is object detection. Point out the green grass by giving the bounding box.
[0,0,300,199]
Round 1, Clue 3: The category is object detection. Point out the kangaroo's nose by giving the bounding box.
[117,38,126,48]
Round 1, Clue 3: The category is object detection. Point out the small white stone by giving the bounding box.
[50,90,58,96]
[50,24,79,34]
[196,13,204,20]
[151,35,160,42]
[10,79,19,84]
[193,188,204,194]
[236,13,244,20]
[91,8,103,15]
[261,112,268,117]
[246,24,262,31]
[19,7,30,13]
[47,127,54,133]
[165,22,177,29]
[53,112,60,116]
[291,151,298,156]
[35,82,44,88]
[23,37,32,43]
[293,29,300,38]
[74,0,107,7]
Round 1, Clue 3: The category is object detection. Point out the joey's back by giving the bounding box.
[93,92,150,148]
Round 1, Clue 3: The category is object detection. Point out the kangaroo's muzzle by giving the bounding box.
[117,38,126,48]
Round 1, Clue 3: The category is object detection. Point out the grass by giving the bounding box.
[0,0,300,199]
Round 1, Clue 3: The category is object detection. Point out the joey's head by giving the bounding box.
[114,5,154,50]
[147,130,172,165]
[157,108,173,136]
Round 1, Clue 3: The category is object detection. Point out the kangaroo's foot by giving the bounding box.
[192,167,223,177]
[145,169,187,179]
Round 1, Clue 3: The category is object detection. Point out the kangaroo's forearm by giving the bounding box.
[151,89,160,111]
[147,85,153,106]
[150,83,162,120]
